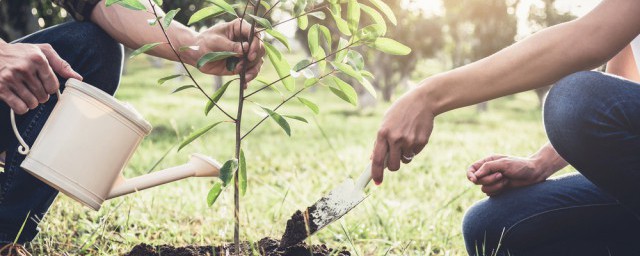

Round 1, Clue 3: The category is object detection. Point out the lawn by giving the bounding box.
[26,57,569,255]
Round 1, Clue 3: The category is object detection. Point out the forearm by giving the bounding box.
[90,0,199,65]
[530,142,568,178]
[606,44,640,82]
[420,0,640,115]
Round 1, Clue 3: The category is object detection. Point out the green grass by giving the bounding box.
[27,58,571,255]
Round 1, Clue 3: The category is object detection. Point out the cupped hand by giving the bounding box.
[467,155,552,196]
[193,18,265,86]
[0,42,82,114]
[371,88,435,185]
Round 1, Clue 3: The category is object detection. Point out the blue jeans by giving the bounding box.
[462,71,640,255]
[0,21,123,243]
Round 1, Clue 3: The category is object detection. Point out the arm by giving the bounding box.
[467,143,568,196]
[90,1,264,81]
[371,0,640,184]
[606,44,640,82]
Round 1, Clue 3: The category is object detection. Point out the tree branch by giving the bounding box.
[147,0,235,121]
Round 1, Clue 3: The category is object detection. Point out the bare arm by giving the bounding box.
[90,1,265,80]
[606,44,640,82]
[371,0,640,184]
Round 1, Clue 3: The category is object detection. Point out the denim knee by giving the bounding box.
[44,22,123,95]
[462,199,505,255]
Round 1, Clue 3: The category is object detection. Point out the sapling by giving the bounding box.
[105,0,410,252]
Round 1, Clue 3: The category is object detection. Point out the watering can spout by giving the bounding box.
[107,154,221,199]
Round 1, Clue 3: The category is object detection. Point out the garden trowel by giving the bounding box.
[279,162,376,248]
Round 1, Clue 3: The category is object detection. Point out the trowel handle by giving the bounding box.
[355,163,373,190]
[355,154,389,190]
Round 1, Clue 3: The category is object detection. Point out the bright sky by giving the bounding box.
[414,0,602,37]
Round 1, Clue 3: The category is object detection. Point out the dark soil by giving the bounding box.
[124,237,350,256]
[279,207,319,248]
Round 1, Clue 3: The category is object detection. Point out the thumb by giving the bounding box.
[40,45,82,80]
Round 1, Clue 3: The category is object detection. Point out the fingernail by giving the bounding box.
[374,180,381,186]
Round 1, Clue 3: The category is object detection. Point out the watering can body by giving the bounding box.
[10,79,221,211]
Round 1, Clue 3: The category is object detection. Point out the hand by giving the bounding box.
[467,155,552,196]
[191,18,265,87]
[371,87,435,185]
[0,42,82,114]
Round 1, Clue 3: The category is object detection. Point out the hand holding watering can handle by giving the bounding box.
[10,90,62,155]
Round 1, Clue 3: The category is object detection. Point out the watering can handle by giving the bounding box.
[10,90,62,155]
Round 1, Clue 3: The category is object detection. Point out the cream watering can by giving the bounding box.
[10,78,221,211]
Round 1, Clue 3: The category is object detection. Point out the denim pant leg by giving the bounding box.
[0,21,123,243]
[462,71,640,255]
[545,71,640,214]
[462,173,640,256]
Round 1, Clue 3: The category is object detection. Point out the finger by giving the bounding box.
[476,172,503,186]
[467,166,478,183]
[1,90,29,115]
[482,179,509,196]
[232,18,253,40]
[371,136,389,185]
[36,65,60,94]
[40,44,82,80]
[400,146,414,164]
[248,39,263,61]
[17,72,48,103]
[387,139,402,171]
[474,159,508,179]
[11,83,39,110]
[469,155,507,172]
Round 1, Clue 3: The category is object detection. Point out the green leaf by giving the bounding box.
[179,45,200,51]
[294,0,307,15]
[360,70,375,79]
[226,57,240,72]
[335,38,349,63]
[304,77,319,87]
[219,159,238,187]
[262,107,291,136]
[346,50,365,70]
[207,182,223,206]
[293,59,311,72]
[356,24,385,43]
[264,42,294,91]
[330,76,358,106]
[147,17,159,25]
[318,25,332,52]
[239,149,247,196]
[360,4,387,34]
[330,5,351,36]
[205,79,234,115]
[266,29,290,51]
[368,0,397,25]
[210,0,237,16]
[284,115,308,123]
[157,74,183,85]
[163,8,180,28]
[188,6,224,25]
[153,0,162,6]
[332,62,363,82]
[196,51,237,68]
[130,42,163,58]
[369,37,411,55]
[312,48,326,74]
[297,97,319,114]
[171,85,195,94]
[347,0,360,35]
[308,11,326,20]
[308,24,320,57]
[360,78,377,98]
[105,0,146,10]
[259,1,271,10]
[248,14,272,29]
[178,121,224,151]
[297,15,309,30]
